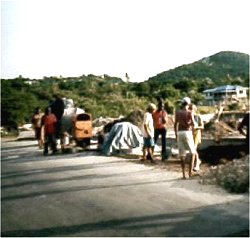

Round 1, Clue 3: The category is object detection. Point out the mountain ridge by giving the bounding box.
[147,51,249,85]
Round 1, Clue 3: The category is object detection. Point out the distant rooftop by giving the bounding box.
[203,85,247,93]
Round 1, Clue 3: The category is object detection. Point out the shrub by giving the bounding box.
[200,155,249,193]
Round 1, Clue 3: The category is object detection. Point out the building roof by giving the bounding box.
[203,85,247,93]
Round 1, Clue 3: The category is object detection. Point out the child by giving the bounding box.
[141,103,156,163]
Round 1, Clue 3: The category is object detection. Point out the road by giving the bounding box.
[1,139,249,237]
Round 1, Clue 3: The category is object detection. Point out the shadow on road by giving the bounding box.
[1,204,249,237]
[1,159,139,179]
[1,139,249,237]
[1,176,179,202]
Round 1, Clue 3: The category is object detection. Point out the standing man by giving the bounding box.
[50,94,65,146]
[152,100,168,161]
[41,107,57,155]
[141,103,156,163]
[174,97,198,179]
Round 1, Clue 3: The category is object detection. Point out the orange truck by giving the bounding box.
[72,113,93,148]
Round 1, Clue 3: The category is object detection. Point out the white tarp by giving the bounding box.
[61,98,85,133]
[102,122,143,156]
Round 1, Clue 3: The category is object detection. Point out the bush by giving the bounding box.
[200,155,249,193]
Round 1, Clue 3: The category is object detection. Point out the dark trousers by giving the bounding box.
[44,134,57,154]
[55,120,62,139]
[154,128,167,159]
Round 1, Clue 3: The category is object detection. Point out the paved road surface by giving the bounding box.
[1,139,249,237]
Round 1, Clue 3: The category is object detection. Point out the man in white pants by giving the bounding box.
[174,97,198,179]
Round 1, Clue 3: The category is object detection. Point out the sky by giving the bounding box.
[1,0,250,82]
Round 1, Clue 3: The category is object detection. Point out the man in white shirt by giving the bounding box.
[141,103,156,163]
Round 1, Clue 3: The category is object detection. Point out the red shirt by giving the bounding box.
[152,110,167,129]
[41,113,57,135]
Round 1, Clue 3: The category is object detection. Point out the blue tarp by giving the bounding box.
[102,122,143,156]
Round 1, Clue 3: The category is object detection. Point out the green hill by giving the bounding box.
[1,51,249,131]
[148,51,249,86]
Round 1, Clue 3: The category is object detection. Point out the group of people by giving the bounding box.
[142,97,204,179]
[32,94,249,179]
[141,100,168,163]
[31,94,65,155]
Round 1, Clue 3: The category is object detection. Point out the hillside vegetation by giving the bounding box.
[1,51,249,131]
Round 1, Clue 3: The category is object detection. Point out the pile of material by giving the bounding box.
[92,117,121,128]
[92,117,121,136]
[200,155,249,193]
[203,120,240,141]
[125,110,144,128]
[201,109,247,141]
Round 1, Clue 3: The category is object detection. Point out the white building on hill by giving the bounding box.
[203,85,248,106]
